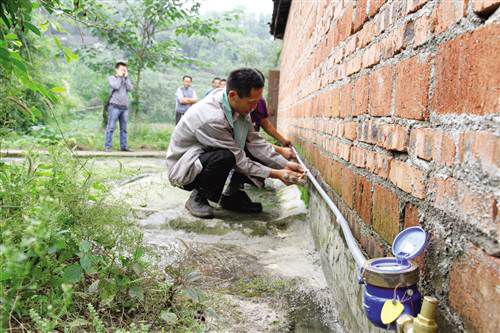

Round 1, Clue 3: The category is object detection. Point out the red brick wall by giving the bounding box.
[276,1,499,331]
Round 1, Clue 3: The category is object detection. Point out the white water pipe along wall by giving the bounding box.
[294,148,384,332]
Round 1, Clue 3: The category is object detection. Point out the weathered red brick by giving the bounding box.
[340,165,355,208]
[346,54,362,76]
[432,130,456,167]
[360,231,386,258]
[353,0,368,33]
[353,74,370,116]
[330,87,341,117]
[344,121,358,141]
[449,245,500,333]
[369,65,393,116]
[366,152,392,179]
[389,160,426,199]
[372,184,401,243]
[395,55,430,120]
[350,146,368,168]
[459,130,499,177]
[377,124,409,152]
[362,42,381,68]
[358,20,376,49]
[406,0,428,14]
[429,177,497,231]
[345,36,358,57]
[433,25,500,115]
[368,0,385,17]
[473,0,500,16]
[336,2,354,44]
[432,0,467,34]
[382,22,411,59]
[339,83,353,118]
[338,141,351,161]
[404,203,420,228]
[354,174,373,225]
[357,120,379,144]
[409,128,434,161]
[414,14,434,47]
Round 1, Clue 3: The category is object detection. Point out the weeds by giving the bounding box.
[0,148,205,331]
[0,112,173,151]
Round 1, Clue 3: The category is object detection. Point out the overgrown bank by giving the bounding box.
[0,149,205,332]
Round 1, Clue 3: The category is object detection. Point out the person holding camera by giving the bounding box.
[104,62,133,152]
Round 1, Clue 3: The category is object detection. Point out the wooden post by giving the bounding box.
[267,70,280,128]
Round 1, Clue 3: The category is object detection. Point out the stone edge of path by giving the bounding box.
[0,149,166,158]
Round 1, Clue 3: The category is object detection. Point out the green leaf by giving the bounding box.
[183,288,202,303]
[25,22,41,35]
[160,311,178,324]
[99,279,117,306]
[128,286,144,300]
[53,36,63,49]
[62,264,82,284]
[79,240,91,253]
[186,270,202,283]
[5,33,17,40]
[80,255,96,274]
[69,318,89,328]
[50,86,65,93]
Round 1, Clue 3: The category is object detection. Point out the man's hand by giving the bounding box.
[281,138,292,147]
[284,161,303,173]
[270,169,304,186]
[123,67,128,77]
[280,147,296,160]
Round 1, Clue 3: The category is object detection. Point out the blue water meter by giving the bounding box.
[361,227,428,329]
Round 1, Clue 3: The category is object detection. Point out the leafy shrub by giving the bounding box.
[0,149,205,331]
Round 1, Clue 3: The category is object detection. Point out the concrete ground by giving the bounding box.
[101,157,345,332]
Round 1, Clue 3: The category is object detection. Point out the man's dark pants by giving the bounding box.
[184,148,267,203]
[175,112,184,125]
[184,149,236,202]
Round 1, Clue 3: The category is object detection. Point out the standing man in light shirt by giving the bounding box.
[175,75,198,124]
[166,68,304,218]
[104,62,133,152]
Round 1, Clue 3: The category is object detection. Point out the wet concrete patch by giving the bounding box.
[107,161,343,332]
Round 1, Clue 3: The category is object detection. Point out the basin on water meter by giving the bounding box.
[361,226,428,329]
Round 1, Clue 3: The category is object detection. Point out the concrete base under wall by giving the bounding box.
[309,188,386,333]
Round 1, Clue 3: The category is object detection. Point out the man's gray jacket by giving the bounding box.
[166,88,288,187]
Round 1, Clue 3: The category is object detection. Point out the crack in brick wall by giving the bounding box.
[275,0,500,332]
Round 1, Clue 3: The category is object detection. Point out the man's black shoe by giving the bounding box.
[220,190,263,213]
[121,148,133,152]
[185,189,214,218]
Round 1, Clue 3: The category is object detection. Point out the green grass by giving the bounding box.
[0,112,173,151]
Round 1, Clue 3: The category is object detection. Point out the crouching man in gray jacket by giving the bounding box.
[166,68,304,218]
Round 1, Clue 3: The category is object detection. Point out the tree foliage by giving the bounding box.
[79,0,224,116]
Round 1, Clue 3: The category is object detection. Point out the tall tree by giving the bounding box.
[81,0,221,117]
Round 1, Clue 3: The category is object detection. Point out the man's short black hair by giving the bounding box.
[212,77,221,82]
[226,68,264,98]
[220,79,226,83]
[115,62,127,68]
[183,75,192,81]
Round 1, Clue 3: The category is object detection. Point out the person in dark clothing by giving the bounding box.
[251,97,295,160]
